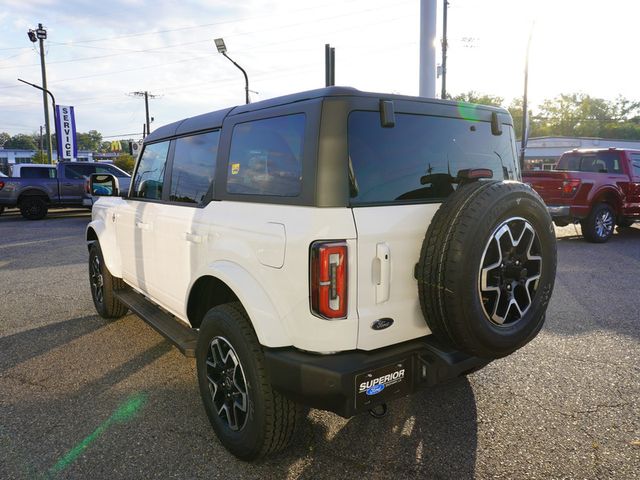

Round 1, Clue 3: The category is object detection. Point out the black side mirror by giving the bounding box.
[90,174,120,197]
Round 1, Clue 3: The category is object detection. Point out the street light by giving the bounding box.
[214,38,250,105]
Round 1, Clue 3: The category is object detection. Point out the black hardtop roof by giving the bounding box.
[144,86,509,143]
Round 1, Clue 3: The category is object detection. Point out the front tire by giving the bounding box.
[581,203,615,243]
[19,196,48,220]
[196,303,300,460]
[89,242,128,319]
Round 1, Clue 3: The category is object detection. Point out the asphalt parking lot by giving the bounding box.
[0,208,638,479]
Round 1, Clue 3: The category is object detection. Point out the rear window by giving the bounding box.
[21,167,56,179]
[629,153,640,176]
[556,152,622,173]
[348,111,517,205]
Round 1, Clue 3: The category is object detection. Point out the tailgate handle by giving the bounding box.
[184,232,203,244]
[375,243,391,303]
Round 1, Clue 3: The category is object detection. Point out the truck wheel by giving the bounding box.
[196,303,300,460]
[581,203,615,243]
[417,181,557,359]
[89,242,128,319]
[19,196,48,220]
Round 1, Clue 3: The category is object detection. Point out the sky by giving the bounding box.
[0,0,638,139]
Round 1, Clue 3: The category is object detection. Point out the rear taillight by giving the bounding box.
[310,241,348,319]
[561,179,581,197]
[0,181,4,190]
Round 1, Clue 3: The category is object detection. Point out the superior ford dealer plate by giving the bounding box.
[355,359,411,410]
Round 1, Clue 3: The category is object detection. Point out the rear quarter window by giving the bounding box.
[348,111,517,205]
[226,114,304,197]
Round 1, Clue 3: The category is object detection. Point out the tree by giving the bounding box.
[76,130,103,151]
[4,134,37,150]
[114,153,135,174]
[31,150,48,164]
[0,132,10,147]
[449,91,504,107]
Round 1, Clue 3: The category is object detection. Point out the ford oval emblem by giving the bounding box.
[371,318,394,330]
[366,384,385,396]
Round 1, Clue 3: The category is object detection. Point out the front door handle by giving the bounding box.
[375,243,391,303]
[135,221,150,231]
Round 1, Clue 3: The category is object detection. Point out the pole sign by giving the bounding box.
[55,105,78,160]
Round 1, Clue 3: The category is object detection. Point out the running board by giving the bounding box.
[115,289,198,357]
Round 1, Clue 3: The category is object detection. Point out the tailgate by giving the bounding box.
[523,171,571,204]
[352,204,437,351]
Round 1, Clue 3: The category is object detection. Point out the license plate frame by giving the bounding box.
[354,358,412,411]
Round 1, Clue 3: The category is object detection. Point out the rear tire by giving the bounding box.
[196,303,301,460]
[19,196,48,220]
[581,203,615,243]
[89,242,128,319]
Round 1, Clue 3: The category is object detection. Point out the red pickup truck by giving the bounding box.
[523,148,640,243]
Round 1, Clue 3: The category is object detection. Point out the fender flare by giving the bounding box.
[17,187,51,202]
[192,260,292,348]
[590,185,624,213]
[86,218,123,278]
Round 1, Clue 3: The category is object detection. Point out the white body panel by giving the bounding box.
[90,197,359,352]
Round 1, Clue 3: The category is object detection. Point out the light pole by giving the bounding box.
[17,78,58,156]
[28,23,53,164]
[214,38,250,105]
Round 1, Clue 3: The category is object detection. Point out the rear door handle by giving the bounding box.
[184,232,203,244]
[135,221,150,231]
[375,243,391,303]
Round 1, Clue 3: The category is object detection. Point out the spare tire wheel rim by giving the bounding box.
[206,336,249,431]
[478,217,542,326]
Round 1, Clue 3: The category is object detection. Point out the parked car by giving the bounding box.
[86,86,557,460]
[523,148,640,242]
[0,161,130,220]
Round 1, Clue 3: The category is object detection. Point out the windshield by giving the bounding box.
[348,111,518,205]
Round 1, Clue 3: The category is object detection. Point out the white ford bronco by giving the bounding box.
[86,87,557,460]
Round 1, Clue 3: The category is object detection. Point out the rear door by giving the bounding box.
[348,108,518,350]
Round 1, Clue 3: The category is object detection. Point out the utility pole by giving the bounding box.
[129,91,159,136]
[441,0,449,99]
[28,23,53,164]
[419,0,437,98]
[520,26,534,171]
[325,44,336,87]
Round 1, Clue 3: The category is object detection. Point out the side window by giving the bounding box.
[630,154,640,176]
[132,141,170,200]
[96,164,128,178]
[65,164,96,179]
[21,167,56,179]
[227,114,304,197]
[170,131,219,204]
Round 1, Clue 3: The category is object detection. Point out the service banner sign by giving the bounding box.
[55,105,78,160]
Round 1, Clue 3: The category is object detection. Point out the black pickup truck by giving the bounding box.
[0,162,130,219]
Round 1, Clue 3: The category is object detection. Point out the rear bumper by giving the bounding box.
[264,336,489,418]
[547,205,571,217]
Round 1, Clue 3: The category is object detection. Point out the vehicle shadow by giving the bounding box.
[0,316,105,373]
[262,378,478,479]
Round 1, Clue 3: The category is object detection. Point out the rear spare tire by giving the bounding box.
[417,181,557,359]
